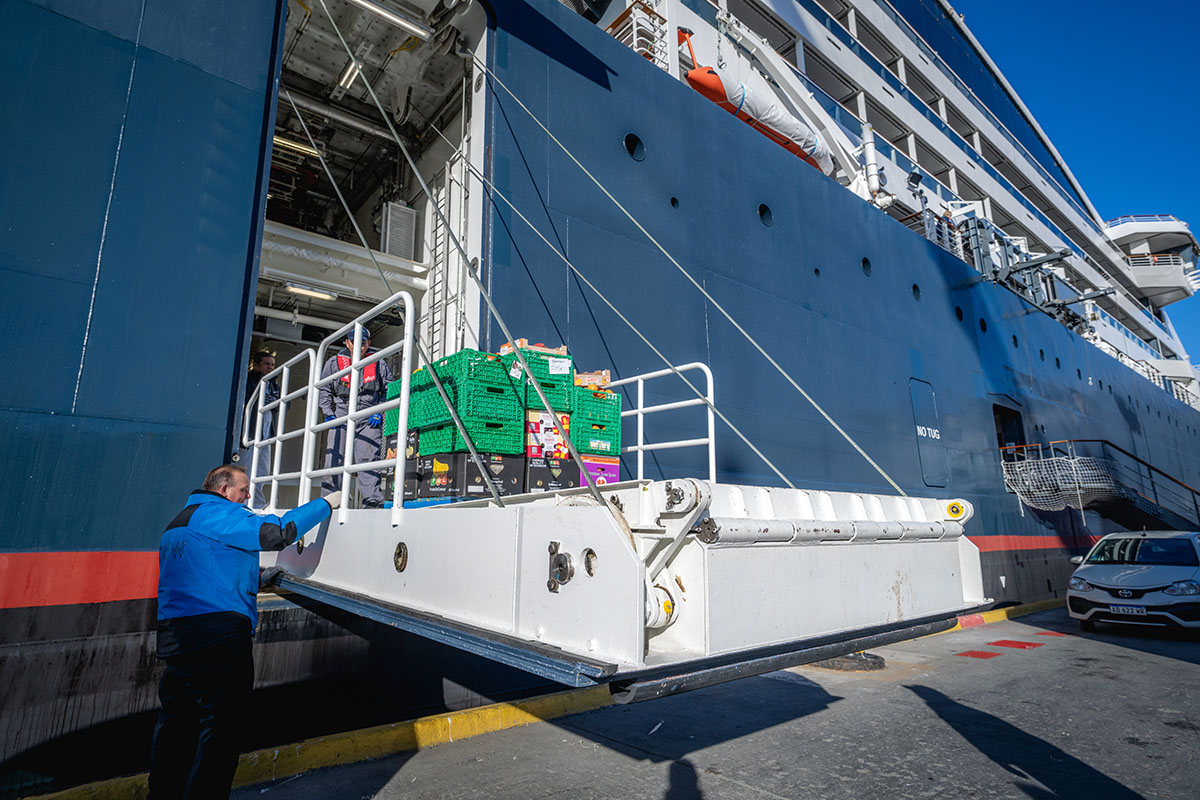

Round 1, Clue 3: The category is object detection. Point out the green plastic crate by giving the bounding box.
[419,417,524,455]
[571,385,622,423]
[501,350,574,411]
[384,352,522,435]
[570,418,621,456]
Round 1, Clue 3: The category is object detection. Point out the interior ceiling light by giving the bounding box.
[284,282,338,301]
[273,135,320,158]
[344,0,433,40]
[336,60,362,90]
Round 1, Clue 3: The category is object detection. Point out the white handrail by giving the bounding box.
[241,349,317,513]
[609,362,716,482]
[311,289,415,527]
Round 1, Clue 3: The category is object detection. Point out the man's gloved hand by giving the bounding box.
[324,490,343,510]
[368,413,383,428]
[259,566,284,590]
[324,414,336,422]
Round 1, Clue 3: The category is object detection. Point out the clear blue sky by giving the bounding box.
[952,0,1200,361]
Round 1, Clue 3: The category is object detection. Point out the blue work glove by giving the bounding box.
[324,414,336,422]
[368,413,383,428]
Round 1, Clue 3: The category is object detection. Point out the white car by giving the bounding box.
[1067,531,1200,631]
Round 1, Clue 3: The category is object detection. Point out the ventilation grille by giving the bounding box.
[380,202,417,260]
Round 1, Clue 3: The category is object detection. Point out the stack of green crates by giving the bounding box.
[383,349,524,454]
[569,384,622,456]
[500,349,575,412]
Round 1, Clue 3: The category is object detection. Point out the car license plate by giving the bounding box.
[1109,604,1147,616]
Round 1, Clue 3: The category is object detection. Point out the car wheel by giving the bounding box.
[1079,619,1096,633]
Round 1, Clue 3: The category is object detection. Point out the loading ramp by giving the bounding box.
[244,291,989,701]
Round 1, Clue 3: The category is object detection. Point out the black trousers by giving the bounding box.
[149,637,253,799]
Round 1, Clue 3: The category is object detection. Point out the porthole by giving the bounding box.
[979,318,987,333]
[1108,385,1113,395]
[1039,349,1045,361]
[624,133,645,161]
[670,196,679,208]
[1098,379,1103,390]
[1056,358,1061,369]
[1076,369,1082,380]
[1012,335,1019,349]
[862,257,872,276]
[912,283,921,300]
[955,306,964,321]
[759,204,773,226]
[813,267,821,277]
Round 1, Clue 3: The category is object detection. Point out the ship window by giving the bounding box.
[813,268,821,277]
[979,318,987,333]
[670,196,679,208]
[912,283,921,300]
[624,133,645,161]
[1011,335,1019,349]
[1076,369,1082,380]
[1039,349,1045,361]
[1098,379,1103,390]
[862,257,872,276]
[1109,385,1113,395]
[759,204,773,226]
[954,306,963,321]
[1056,358,1061,369]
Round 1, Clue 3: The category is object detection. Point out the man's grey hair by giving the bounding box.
[202,464,246,492]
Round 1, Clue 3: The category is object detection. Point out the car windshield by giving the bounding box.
[1086,537,1200,566]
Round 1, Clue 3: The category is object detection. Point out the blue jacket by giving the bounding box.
[156,490,330,655]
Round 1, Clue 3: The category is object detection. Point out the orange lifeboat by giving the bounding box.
[679,30,833,175]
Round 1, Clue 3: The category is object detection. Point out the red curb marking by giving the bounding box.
[957,614,986,628]
[1036,631,1069,637]
[988,640,1044,649]
[956,650,1002,659]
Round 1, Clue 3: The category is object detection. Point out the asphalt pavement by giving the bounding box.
[235,608,1200,799]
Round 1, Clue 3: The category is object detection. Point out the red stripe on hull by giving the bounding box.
[0,551,158,609]
[968,534,1102,553]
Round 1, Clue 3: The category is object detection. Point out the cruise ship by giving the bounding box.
[3,0,1198,794]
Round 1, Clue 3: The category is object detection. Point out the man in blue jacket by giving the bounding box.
[148,465,339,799]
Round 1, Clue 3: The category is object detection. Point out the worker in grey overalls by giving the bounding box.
[318,329,394,507]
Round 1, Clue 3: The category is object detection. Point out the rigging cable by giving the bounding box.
[284,89,505,507]
[409,105,798,489]
[468,54,906,497]
[315,0,609,505]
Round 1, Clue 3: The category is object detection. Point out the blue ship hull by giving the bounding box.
[1,0,1197,791]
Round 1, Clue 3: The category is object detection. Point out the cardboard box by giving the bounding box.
[526,456,579,493]
[574,369,611,387]
[386,429,420,500]
[580,455,620,486]
[499,338,568,356]
[525,410,572,458]
[416,454,461,498]
[463,453,526,497]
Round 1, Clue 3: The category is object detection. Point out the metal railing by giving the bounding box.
[999,439,1200,526]
[607,1,669,72]
[1104,214,1188,228]
[1126,253,1185,268]
[242,289,416,527]
[242,349,318,512]
[308,290,415,526]
[610,363,716,482]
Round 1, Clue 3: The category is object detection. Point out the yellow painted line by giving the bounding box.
[939,597,1065,635]
[26,685,614,800]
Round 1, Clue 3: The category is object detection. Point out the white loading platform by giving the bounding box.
[245,290,988,701]
[263,479,985,701]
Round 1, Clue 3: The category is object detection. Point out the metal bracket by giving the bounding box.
[646,479,712,581]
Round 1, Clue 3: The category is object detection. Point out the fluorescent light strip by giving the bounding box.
[344,0,433,40]
[273,135,320,158]
[285,282,338,301]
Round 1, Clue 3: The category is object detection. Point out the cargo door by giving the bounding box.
[909,379,947,487]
